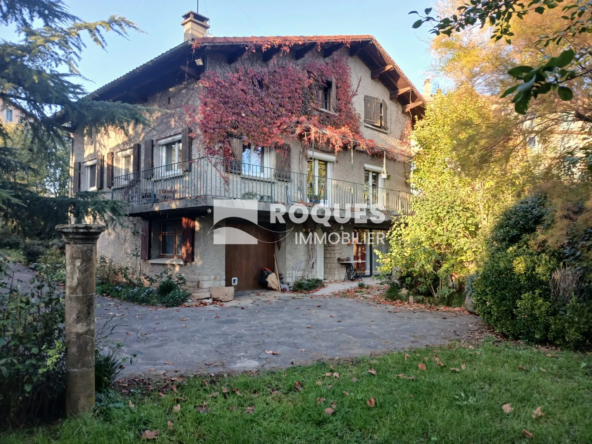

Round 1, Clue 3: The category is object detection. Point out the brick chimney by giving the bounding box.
[181,11,210,41]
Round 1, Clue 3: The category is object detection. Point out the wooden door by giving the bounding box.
[225,223,276,291]
[354,229,368,274]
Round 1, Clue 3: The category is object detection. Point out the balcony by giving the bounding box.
[111,157,411,216]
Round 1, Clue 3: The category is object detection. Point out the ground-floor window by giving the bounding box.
[159,221,183,258]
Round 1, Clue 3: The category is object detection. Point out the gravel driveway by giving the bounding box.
[97,293,484,378]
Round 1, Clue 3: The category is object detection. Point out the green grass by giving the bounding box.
[0,248,24,264]
[4,340,592,443]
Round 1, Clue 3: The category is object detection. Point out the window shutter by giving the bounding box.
[228,136,243,174]
[106,152,114,188]
[143,139,154,179]
[364,96,381,126]
[330,77,337,112]
[140,219,150,260]
[132,143,141,179]
[97,154,105,190]
[182,127,190,172]
[275,143,292,181]
[73,161,81,195]
[181,216,195,262]
[381,99,388,130]
[315,83,324,107]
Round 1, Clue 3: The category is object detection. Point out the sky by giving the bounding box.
[5,0,436,93]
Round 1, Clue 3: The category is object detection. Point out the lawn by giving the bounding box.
[4,339,592,443]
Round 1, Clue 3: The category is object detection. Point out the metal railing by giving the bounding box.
[112,157,411,214]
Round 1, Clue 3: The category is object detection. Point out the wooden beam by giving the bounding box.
[180,64,201,79]
[349,41,370,56]
[390,87,411,100]
[323,43,344,58]
[228,46,247,64]
[262,46,283,63]
[404,100,423,113]
[294,43,316,60]
[371,65,394,79]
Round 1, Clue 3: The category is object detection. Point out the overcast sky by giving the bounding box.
[3,0,435,93]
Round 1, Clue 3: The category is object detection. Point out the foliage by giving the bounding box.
[34,247,66,284]
[411,0,592,117]
[292,278,324,292]
[380,91,530,304]
[3,341,592,442]
[95,348,125,394]
[187,50,409,164]
[0,233,22,250]
[473,193,592,348]
[97,266,190,308]
[0,272,66,426]
[22,240,46,264]
[0,0,150,233]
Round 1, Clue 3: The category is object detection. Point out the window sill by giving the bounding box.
[148,258,185,265]
[316,107,339,117]
[364,124,389,134]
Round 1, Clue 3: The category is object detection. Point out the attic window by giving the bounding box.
[364,96,388,131]
[316,79,335,112]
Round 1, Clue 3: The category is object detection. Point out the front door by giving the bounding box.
[225,223,276,291]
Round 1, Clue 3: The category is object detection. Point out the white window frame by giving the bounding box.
[241,144,271,178]
[156,135,183,178]
[364,164,385,210]
[115,148,133,187]
[306,151,334,207]
[84,159,98,192]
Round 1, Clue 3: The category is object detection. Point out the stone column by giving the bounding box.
[55,224,105,417]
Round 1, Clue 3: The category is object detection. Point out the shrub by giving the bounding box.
[159,288,190,307]
[36,247,66,284]
[22,240,46,264]
[96,257,126,285]
[473,194,592,348]
[0,233,23,250]
[292,278,324,292]
[95,348,124,394]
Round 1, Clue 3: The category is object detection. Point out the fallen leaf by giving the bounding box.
[532,406,545,419]
[167,421,173,430]
[502,403,514,413]
[245,406,255,414]
[404,354,409,361]
[265,350,280,355]
[522,429,534,438]
[316,380,322,385]
[229,406,237,411]
[418,363,427,371]
[327,385,333,389]
[306,326,311,328]
[195,402,210,414]
[140,430,159,440]
[210,392,219,398]
[158,392,165,397]
[232,388,241,396]
[173,404,181,412]
[450,368,460,372]
[367,397,376,408]
[316,397,325,404]
[172,385,177,392]
[333,372,340,378]
[330,402,337,408]
[300,349,305,352]
[461,363,466,370]
[330,365,334,370]
[540,367,547,372]
[181,317,187,321]
[294,381,304,392]
[351,377,358,382]
[343,391,350,396]
[519,365,527,371]
[165,362,173,365]
[324,372,332,377]
[324,407,334,415]
[128,400,135,408]
[368,368,377,375]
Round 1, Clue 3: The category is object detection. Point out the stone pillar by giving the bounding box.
[56,224,105,417]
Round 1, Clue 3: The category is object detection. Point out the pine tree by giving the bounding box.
[0,0,150,234]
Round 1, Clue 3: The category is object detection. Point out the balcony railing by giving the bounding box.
[112,157,411,214]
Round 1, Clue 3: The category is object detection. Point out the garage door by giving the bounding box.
[225,223,276,291]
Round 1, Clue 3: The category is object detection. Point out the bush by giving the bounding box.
[0,233,23,250]
[22,240,46,264]
[95,348,124,394]
[292,278,324,292]
[36,247,66,284]
[473,194,592,349]
[96,257,126,285]
[159,288,190,307]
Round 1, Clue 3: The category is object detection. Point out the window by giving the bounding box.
[160,221,183,258]
[86,164,97,190]
[121,154,132,177]
[365,170,378,206]
[321,80,332,111]
[159,140,182,175]
[307,159,328,203]
[364,96,388,130]
[242,144,265,176]
[5,108,13,122]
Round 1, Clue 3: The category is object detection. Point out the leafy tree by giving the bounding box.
[0,0,151,234]
[411,0,592,117]
[380,90,532,302]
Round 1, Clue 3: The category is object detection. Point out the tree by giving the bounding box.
[380,89,532,303]
[411,0,592,117]
[0,0,151,232]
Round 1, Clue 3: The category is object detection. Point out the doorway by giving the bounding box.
[353,229,389,276]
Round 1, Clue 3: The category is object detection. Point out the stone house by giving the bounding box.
[72,10,426,296]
